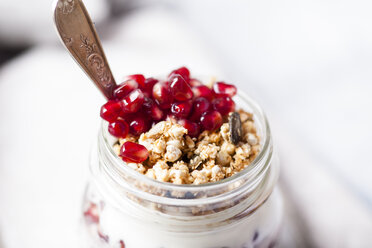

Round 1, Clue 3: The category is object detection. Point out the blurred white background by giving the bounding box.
[0,0,372,247]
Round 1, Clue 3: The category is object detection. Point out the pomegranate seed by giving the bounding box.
[142,97,164,121]
[83,202,99,224]
[189,97,210,122]
[120,240,126,248]
[213,82,237,97]
[129,116,149,136]
[125,74,145,88]
[200,111,223,131]
[100,101,123,122]
[170,75,193,101]
[192,85,213,100]
[212,96,236,116]
[121,89,144,113]
[169,66,190,83]
[141,77,158,97]
[178,119,200,138]
[152,82,173,109]
[189,78,202,87]
[113,80,138,100]
[171,101,192,118]
[120,142,149,163]
[108,119,129,138]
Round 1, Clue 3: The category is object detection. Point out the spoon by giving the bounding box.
[53,0,117,99]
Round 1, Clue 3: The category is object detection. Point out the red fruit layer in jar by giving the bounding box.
[99,67,238,164]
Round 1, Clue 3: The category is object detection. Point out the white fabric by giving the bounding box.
[0,0,109,46]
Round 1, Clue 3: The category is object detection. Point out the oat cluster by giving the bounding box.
[113,110,260,184]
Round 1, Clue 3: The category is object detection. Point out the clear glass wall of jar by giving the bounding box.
[81,92,283,248]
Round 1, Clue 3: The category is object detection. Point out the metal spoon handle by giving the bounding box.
[54,0,116,99]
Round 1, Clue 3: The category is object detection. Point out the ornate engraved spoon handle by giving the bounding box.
[53,0,116,99]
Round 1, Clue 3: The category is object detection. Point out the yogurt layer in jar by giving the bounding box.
[82,69,283,248]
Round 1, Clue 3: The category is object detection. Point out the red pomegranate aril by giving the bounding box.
[141,77,158,97]
[178,119,200,138]
[200,111,223,131]
[192,85,213,100]
[189,97,211,122]
[125,74,145,88]
[142,97,164,121]
[84,202,99,224]
[212,96,236,116]
[213,81,237,97]
[152,82,173,109]
[113,80,138,100]
[100,100,123,122]
[170,75,193,101]
[150,103,164,120]
[121,89,144,113]
[108,119,129,138]
[168,66,190,83]
[129,116,149,136]
[171,101,192,118]
[120,141,149,163]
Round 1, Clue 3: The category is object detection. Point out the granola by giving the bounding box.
[113,109,260,184]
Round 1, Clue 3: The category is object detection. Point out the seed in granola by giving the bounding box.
[246,133,258,146]
[153,139,166,153]
[167,139,183,149]
[221,141,236,155]
[164,145,182,162]
[216,151,232,166]
[229,112,242,145]
[189,155,202,170]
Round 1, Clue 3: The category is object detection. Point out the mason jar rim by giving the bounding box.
[98,90,272,195]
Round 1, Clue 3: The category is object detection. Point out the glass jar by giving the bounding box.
[81,91,283,248]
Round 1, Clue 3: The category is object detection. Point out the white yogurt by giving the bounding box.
[82,185,282,248]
